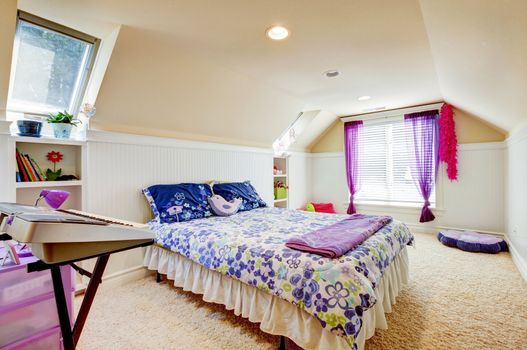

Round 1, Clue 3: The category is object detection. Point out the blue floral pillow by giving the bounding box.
[212,181,267,212]
[143,183,213,223]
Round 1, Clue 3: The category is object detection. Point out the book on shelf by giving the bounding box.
[20,153,37,181]
[26,154,44,181]
[15,149,47,182]
[15,161,21,183]
[15,149,29,182]
[31,156,47,181]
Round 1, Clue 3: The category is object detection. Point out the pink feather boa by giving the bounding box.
[439,103,458,180]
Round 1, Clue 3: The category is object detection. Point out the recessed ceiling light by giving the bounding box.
[324,70,340,78]
[266,26,289,40]
[358,95,371,101]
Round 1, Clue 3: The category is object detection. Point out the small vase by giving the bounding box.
[52,123,73,139]
[17,120,42,137]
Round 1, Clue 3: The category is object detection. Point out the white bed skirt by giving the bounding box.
[143,246,409,350]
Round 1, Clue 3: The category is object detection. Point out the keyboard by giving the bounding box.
[0,203,154,264]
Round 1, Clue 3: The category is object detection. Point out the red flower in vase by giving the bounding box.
[47,151,63,163]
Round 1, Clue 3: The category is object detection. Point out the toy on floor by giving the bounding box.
[1,241,20,265]
[437,230,508,254]
[305,202,337,214]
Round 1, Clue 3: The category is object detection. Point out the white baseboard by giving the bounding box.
[405,223,438,235]
[506,236,527,283]
[103,265,154,285]
[405,223,505,237]
[77,265,154,294]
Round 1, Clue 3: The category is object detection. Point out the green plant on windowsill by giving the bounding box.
[47,111,82,139]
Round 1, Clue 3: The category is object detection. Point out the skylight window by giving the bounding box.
[7,11,100,117]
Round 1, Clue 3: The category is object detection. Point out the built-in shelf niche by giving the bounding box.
[273,156,289,209]
[12,136,85,211]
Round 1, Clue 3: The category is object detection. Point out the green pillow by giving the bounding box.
[305,202,315,212]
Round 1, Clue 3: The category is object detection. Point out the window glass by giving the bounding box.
[7,15,97,116]
[356,118,436,205]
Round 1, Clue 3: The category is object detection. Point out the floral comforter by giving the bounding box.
[150,207,413,349]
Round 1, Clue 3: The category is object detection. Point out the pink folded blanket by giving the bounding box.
[285,214,392,258]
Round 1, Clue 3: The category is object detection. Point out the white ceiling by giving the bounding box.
[18,0,527,143]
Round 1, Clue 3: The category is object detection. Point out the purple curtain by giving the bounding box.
[344,121,363,214]
[404,110,439,222]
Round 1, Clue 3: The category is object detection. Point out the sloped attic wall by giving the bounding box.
[419,0,527,133]
[90,26,306,148]
[310,107,506,153]
[0,0,16,119]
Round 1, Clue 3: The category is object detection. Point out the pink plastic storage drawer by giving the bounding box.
[1,327,61,350]
[0,267,53,309]
[0,296,59,347]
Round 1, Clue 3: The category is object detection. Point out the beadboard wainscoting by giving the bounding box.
[311,142,506,235]
[506,126,527,282]
[287,151,312,210]
[84,130,272,280]
[82,130,313,283]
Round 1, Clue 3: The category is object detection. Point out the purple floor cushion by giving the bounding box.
[437,230,508,254]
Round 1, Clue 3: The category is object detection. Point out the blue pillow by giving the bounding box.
[143,183,213,223]
[212,181,267,212]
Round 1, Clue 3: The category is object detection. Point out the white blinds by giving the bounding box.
[355,117,435,204]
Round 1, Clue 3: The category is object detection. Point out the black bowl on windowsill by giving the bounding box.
[17,120,43,137]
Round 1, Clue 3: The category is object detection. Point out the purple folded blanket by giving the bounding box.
[285,214,392,258]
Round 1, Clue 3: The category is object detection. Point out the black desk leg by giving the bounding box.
[279,336,287,350]
[50,265,74,350]
[73,254,109,346]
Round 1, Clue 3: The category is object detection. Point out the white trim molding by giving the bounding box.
[102,265,154,288]
[506,235,527,283]
[310,151,344,158]
[505,124,527,284]
[506,124,527,146]
[0,120,12,134]
[87,129,273,155]
[458,142,505,151]
[341,102,443,123]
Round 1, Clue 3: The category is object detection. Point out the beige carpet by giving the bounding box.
[76,232,527,350]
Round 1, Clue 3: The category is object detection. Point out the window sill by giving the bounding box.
[348,200,444,213]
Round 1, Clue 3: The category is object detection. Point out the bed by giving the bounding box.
[143,207,413,350]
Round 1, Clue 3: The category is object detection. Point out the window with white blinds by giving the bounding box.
[355,117,435,205]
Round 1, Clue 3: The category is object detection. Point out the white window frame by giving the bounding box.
[7,11,100,118]
[341,103,444,210]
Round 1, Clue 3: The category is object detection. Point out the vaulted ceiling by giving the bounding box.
[14,0,527,146]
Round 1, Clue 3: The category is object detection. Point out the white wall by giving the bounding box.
[83,131,312,280]
[287,152,312,210]
[506,127,527,280]
[0,122,13,201]
[85,131,274,222]
[311,143,506,234]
